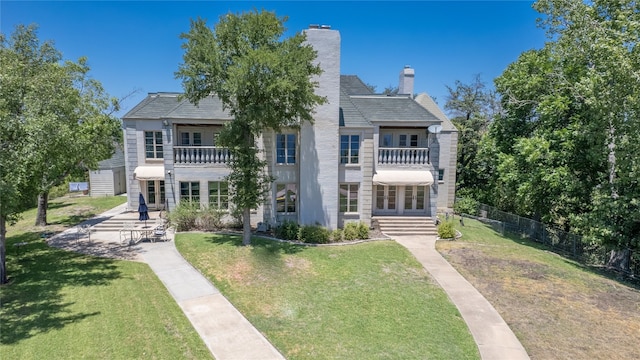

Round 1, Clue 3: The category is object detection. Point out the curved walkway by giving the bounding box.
[52,203,528,360]
[393,235,530,360]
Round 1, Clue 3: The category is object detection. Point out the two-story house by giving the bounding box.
[122,26,457,231]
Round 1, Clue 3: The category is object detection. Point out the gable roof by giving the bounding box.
[414,93,458,132]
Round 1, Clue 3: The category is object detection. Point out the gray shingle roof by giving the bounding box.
[348,95,440,123]
[122,93,232,120]
[97,145,125,169]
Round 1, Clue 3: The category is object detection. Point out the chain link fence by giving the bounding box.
[458,201,638,278]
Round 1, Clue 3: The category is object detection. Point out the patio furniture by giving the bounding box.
[76,224,92,244]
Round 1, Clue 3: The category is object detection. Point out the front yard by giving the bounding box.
[176,233,480,360]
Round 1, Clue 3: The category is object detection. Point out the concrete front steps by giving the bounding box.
[373,216,437,237]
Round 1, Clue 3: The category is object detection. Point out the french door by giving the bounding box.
[374,185,427,215]
[376,185,397,212]
[146,180,166,209]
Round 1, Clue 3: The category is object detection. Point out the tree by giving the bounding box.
[176,10,326,245]
[0,24,122,283]
[444,74,500,199]
[491,0,640,267]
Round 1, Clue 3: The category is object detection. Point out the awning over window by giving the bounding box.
[372,170,434,186]
[133,166,165,181]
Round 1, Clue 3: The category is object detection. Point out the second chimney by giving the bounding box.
[398,65,414,96]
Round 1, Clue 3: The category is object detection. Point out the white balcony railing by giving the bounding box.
[378,147,429,165]
[174,146,231,165]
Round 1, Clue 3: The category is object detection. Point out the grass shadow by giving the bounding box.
[47,202,72,210]
[203,232,304,256]
[1,231,123,345]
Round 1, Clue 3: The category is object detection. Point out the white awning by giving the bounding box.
[133,166,165,181]
[372,170,434,186]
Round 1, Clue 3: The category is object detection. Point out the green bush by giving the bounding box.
[275,220,299,241]
[197,205,226,231]
[168,201,199,231]
[298,224,330,244]
[343,222,359,241]
[454,197,479,216]
[356,222,370,239]
[437,221,456,239]
[330,229,343,242]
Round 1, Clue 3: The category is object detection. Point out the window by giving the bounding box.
[399,134,418,147]
[276,134,296,164]
[276,184,297,213]
[209,181,229,209]
[340,135,360,164]
[382,134,393,147]
[438,169,445,182]
[180,132,202,146]
[339,184,359,213]
[145,131,163,159]
[180,181,200,203]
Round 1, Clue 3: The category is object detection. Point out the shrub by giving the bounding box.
[275,220,299,241]
[168,201,199,231]
[197,205,226,231]
[343,222,359,241]
[330,229,343,242]
[437,221,456,239]
[298,224,330,244]
[356,222,370,239]
[454,197,479,216]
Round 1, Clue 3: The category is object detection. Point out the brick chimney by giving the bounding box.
[399,65,414,96]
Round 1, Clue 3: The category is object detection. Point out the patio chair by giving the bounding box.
[76,224,92,244]
[151,223,167,242]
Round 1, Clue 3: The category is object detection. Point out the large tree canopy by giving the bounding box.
[483,0,640,266]
[176,10,326,245]
[0,24,122,283]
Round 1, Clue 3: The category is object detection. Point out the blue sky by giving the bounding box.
[2,1,547,116]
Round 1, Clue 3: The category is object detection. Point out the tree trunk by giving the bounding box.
[242,207,251,246]
[35,191,48,226]
[1,215,7,284]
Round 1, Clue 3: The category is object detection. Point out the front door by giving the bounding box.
[403,185,427,214]
[146,180,166,210]
[375,185,397,213]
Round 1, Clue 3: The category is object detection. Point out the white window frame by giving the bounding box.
[180,181,200,203]
[208,181,229,210]
[276,133,296,165]
[339,183,359,213]
[145,131,163,159]
[276,183,297,213]
[340,134,360,164]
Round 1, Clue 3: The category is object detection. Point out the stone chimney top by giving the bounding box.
[399,65,415,96]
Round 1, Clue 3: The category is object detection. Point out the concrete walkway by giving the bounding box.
[139,239,285,360]
[53,202,528,360]
[394,235,530,360]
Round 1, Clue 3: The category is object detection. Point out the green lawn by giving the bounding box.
[1,195,212,360]
[176,233,480,360]
[437,217,640,360]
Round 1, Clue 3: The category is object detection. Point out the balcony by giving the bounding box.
[174,146,232,166]
[378,147,429,166]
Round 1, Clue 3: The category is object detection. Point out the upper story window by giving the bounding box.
[180,132,202,146]
[381,134,393,147]
[399,134,418,147]
[145,131,163,159]
[340,135,360,164]
[276,134,296,165]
